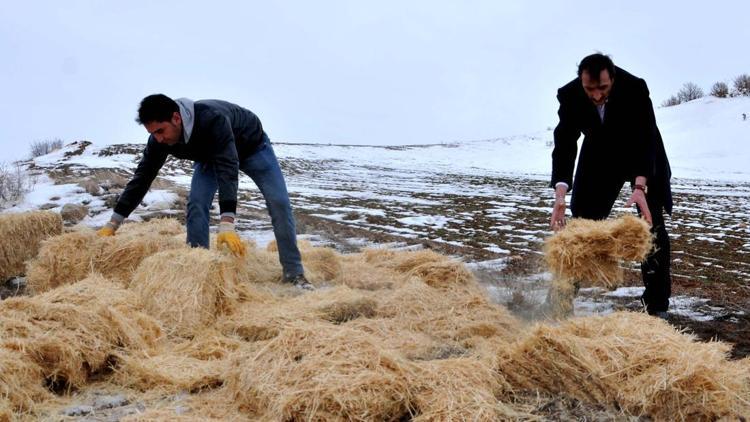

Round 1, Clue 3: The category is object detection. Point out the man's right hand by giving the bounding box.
[550,183,568,231]
[551,200,567,231]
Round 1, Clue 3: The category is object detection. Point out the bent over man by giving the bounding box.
[550,53,673,317]
[98,94,313,290]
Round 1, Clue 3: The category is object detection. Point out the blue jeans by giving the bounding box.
[186,136,304,280]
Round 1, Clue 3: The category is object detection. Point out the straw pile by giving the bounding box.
[129,249,247,338]
[0,211,62,281]
[26,219,187,292]
[0,274,161,406]
[499,312,750,419]
[225,322,415,421]
[544,214,652,289]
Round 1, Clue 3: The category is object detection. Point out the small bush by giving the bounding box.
[0,163,33,206]
[676,82,704,103]
[732,74,750,96]
[30,139,64,158]
[710,82,729,98]
[661,95,681,107]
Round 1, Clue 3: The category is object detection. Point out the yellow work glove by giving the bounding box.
[96,222,118,237]
[216,222,246,257]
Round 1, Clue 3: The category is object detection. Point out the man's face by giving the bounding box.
[144,112,183,145]
[581,69,613,106]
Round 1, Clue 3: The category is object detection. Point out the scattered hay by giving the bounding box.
[500,311,750,420]
[217,286,376,342]
[113,353,226,393]
[0,211,62,281]
[225,322,416,421]
[0,275,161,390]
[26,220,187,293]
[113,331,242,394]
[545,277,580,319]
[377,280,522,357]
[0,348,50,412]
[410,358,525,421]
[129,249,246,338]
[544,215,652,289]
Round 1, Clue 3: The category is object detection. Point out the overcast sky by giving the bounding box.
[1,1,748,162]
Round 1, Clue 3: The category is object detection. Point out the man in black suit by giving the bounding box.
[550,53,673,317]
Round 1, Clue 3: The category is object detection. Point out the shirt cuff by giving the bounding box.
[555,182,569,190]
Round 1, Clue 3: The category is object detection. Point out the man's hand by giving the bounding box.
[551,199,567,231]
[96,222,118,237]
[625,188,652,226]
[216,221,246,257]
[550,183,568,231]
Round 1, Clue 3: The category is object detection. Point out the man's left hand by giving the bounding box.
[625,189,652,226]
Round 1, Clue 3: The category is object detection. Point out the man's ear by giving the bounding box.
[172,111,182,125]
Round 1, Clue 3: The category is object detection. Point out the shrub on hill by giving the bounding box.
[710,81,729,98]
[29,138,63,158]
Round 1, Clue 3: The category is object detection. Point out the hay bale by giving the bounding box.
[410,358,525,421]
[543,215,652,289]
[0,211,62,281]
[362,249,474,289]
[500,312,750,419]
[0,275,161,389]
[26,221,187,293]
[225,322,415,421]
[129,249,246,337]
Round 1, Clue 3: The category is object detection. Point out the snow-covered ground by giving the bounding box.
[2,96,749,323]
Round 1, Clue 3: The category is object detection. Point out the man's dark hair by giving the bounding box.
[136,94,179,125]
[577,53,616,81]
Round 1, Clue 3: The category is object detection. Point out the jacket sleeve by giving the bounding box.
[631,79,658,181]
[114,138,168,217]
[550,89,581,189]
[209,114,240,215]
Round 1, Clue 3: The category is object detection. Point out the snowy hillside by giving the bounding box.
[271,95,750,183]
[656,96,750,182]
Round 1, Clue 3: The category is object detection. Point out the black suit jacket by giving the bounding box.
[551,67,672,214]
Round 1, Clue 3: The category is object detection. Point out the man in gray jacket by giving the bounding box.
[98,94,312,290]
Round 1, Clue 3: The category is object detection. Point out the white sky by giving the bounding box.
[1,1,749,162]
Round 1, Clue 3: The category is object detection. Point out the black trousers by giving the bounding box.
[570,178,671,314]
